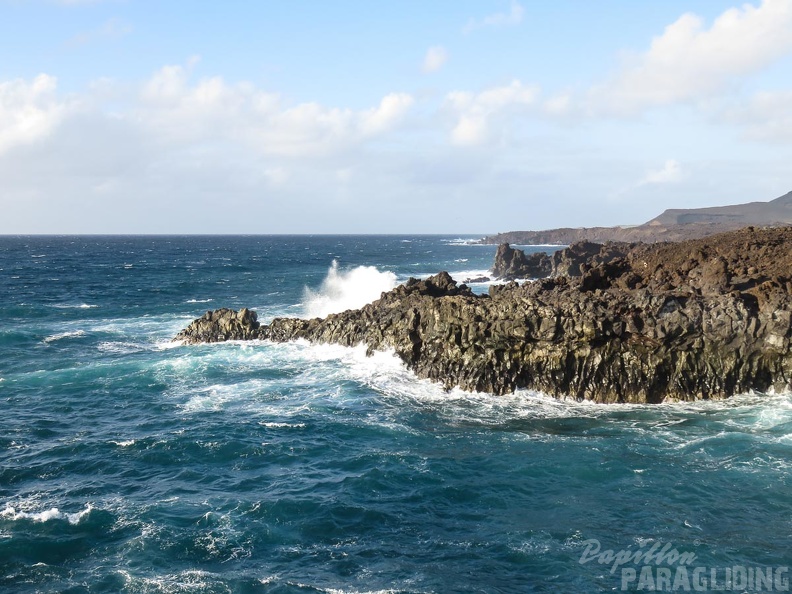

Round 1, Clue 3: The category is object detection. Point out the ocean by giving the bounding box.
[1,235,791,593]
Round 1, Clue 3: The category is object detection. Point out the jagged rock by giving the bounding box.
[174,307,260,344]
[493,241,632,281]
[175,227,792,403]
[551,241,633,277]
[463,276,491,284]
[492,243,552,280]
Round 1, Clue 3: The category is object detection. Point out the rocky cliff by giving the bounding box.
[175,227,792,403]
[492,241,632,280]
[480,190,792,245]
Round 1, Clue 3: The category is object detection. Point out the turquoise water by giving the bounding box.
[1,236,791,593]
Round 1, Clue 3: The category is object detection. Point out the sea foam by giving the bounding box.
[1,504,93,525]
[303,260,397,318]
[43,330,87,343]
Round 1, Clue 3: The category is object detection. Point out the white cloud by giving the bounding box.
[422,45,448,74]
[67,17,132,46]
[135,62,414,156]
[589,0,792,114]
[464,1,524,33]
[543,93,572,117]
[263,166,289,185]
[359,92,414,135]
[0,74,72,155]
[724,90,792,142]
[0,65,422,232]
[445,80,538,145]
[638,159,683,186]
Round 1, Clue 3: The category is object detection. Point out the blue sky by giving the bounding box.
[1,0,792,233]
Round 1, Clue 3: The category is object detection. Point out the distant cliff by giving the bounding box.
[176,227,792,403]
[480,190,792,245]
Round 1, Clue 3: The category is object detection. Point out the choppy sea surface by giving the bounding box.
[1,235,791,594]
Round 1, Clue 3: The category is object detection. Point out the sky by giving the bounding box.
[1,0,792,234]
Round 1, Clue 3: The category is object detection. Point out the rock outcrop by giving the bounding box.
[175,227,792,404]
[492,244,552,280]
[174,308,260,343]
[551,241,632,278]
[493,241,632,280]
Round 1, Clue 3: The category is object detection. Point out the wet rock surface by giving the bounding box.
[175,227,792,403]
[174,307,260,343]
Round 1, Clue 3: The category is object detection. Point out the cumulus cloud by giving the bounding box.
[589,0,792,114]
[135,62,413,156]
[638,159,683,186]
[0,65,420,232]
[445,80,538,145]
[422,45,448,73]
[464,1,524,33]
[0,74,73,155]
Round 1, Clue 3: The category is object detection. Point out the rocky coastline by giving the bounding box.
[175,227,792,403]
[479,190,792,245]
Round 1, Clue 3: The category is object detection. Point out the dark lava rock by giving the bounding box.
[551,241,633,277]
[175,307,260,344]
[492,243,552,280]
[492,241,631,280]
[175,227,792,403]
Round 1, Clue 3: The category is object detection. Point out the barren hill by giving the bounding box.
[480,190,792,245]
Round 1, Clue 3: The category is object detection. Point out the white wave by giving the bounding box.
[442,237,485,246]
[181,382,262,412]
[110,439,136,447]
[43,330,87,343]
[290,583,399,594]
[91,314,194,342]
[117,569,226,593]
[1,504,93,524]
[156,340,186,350]
[97,341,146,355]
[303,260,397,318]
[51,303,98,309]
[159,329,792,442]
[450,269,492,282]
[259,422,306,429]
[185,298,213,304]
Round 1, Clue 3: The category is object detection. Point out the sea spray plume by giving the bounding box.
[303,260,398,318]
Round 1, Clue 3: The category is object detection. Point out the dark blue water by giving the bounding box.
[1,236,791,593]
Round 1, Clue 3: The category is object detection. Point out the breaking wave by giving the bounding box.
[1,504,93,525]
[303,260,397,318]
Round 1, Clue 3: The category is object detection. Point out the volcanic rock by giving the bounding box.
[175,307,260,344]
[175,227,792,403]
[492,243,552,279]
